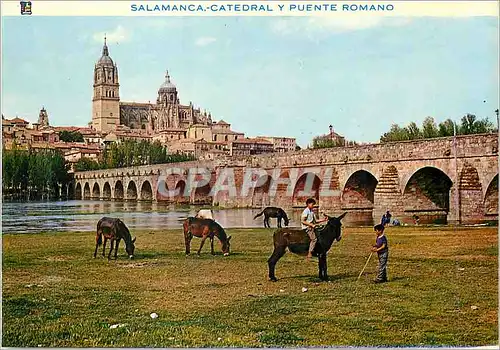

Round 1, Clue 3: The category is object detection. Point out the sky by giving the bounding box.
[1,15,498,147]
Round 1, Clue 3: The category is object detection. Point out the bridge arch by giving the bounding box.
[403,166,452,224]
[292,172,322,207]
[174,180,189,204]
[75,183,82,200]
[484,174,498,217]
[103,182,112,200]
[92,183,101,199]
[114,180,124,200]
[252,174,273,208]
[83,182,91,199]
[140,180,153,201]
[127,181,138,200]
[342,170,378,225]
[193,183,212,205]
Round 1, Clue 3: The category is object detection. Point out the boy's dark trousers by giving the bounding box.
[376,251,388,281]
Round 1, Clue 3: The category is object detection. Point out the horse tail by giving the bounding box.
[254,210,265,219]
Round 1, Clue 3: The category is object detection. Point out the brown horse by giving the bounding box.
[94,217,136,260]
[268,212,346,282]
[183,217,231,256]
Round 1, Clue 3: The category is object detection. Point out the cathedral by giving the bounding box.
[91,37,213,134]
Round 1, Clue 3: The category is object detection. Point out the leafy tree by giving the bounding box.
[422,117,438,138]
[59,130,84,143]
[312,136,346,149]
[459,114,494,135]
[74,157,100,172]
[438,119,456,137]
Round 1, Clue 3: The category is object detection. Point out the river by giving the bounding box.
[1,200,312,234]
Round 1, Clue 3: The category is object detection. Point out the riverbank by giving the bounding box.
[2,226,497,347]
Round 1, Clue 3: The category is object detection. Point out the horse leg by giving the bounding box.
[210,237,215,255]
[265,216,270,228]
[277,217,282,228]
[268,246,286,282]
[114,239,120,260]
[318,254,328,281]
[94,232,100,258]
[185,232,192,256]
[197,235,208,256]
[108,239,115,260]
[102,237,108,257]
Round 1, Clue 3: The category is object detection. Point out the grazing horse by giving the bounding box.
[94,217,136,260]
[254,207,290,228]
[267,212,347,282]
[183,217,231,256]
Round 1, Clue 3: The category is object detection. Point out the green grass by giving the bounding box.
[2,226,498,347]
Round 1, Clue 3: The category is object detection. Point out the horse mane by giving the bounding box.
[115,219,133,245]
[209,220,228,241]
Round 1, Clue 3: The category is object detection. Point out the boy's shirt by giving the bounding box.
[301,207,315,230]
[375,234,388,254]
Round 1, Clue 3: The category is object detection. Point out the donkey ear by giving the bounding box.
[132,237,136,243]
[227,236,232,241]
[337,212,348,220]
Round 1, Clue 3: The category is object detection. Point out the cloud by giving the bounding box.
[271,17,412,38]
[195,37,217,47]
[93,25,129,44]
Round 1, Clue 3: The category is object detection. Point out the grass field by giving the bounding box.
[2,225,498,347]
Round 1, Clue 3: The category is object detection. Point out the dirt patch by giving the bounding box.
[119,262,157,268]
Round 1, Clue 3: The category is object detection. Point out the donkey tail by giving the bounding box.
[253,210,265,220]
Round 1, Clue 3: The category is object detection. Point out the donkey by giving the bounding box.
[94,217,136,260]
[267,212,347,282]
[254,207,290,228]
[183,217,231,256]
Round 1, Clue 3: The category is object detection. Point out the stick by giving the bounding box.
[357,252,373,281]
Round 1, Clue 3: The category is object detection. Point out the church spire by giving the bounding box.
[102,34,109,56]
[165,70,171,83]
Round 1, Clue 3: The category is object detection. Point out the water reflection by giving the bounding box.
[1,200,312,234]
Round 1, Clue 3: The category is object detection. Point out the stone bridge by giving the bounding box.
[73,134,498,225]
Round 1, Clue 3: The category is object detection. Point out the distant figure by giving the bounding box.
[196,209,214,221]
[392,219,401,226]
[413,214,420,225]
[381,211,392,227]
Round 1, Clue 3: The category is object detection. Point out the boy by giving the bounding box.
[371,224,389,283]
[301,198,327,261]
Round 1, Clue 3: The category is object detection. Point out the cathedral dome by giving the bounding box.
[159,71,176,92]
[98,55,114,66]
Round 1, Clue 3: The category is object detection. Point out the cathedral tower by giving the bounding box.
[92,36,120,132]
[38,107,49,127]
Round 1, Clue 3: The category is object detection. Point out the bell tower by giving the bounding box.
[92,36,120,132]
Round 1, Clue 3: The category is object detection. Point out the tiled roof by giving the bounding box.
[10,117,29,124]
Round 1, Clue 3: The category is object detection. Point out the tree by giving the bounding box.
[422,117,438,138]
[438,119,456,137]
[406,122,422,140]
[459,114,494,135]
[74,157,100,172]
[380,124,409,142]
[312,136,346,149]
[59,130,84,143]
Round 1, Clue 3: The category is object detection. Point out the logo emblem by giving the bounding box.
[20,1,32,15]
